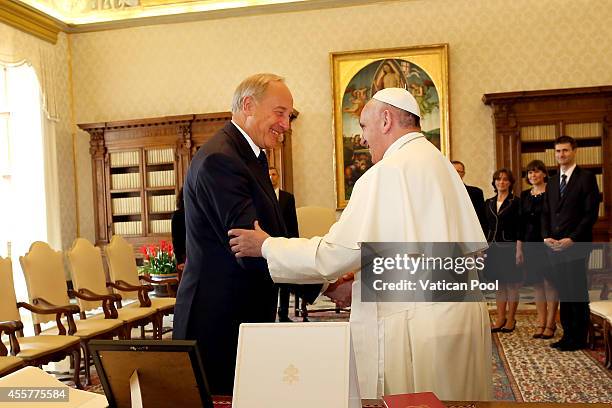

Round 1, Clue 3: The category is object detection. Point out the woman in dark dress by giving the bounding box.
[517,160,558,339]
[484,168,521,333]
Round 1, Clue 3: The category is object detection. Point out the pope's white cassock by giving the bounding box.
[261,132,492,400]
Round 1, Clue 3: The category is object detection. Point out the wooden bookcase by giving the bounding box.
[482,86,612,242]
[79,111,295,250]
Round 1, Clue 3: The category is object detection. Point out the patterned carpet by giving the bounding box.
[491,312,612,403]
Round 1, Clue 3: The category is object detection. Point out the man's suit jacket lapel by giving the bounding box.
[224,122,283,222]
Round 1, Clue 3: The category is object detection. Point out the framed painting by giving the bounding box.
[331,44,449,209]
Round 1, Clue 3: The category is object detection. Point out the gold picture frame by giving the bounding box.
[331,44,450,209]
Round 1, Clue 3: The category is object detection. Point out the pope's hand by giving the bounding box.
[228,221,270,258]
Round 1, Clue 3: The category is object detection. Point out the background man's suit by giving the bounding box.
[276,190,320,319]
[173,121,286,394]
[465,184,486,233]
[279,190,298,238]
[276,189,298,320]
[542,166,600,348]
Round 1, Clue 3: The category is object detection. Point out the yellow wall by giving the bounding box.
[7,0,612,247]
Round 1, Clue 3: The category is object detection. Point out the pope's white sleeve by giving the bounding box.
[262,236,360,284]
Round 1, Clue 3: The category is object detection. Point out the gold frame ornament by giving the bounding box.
[331,44,450,209]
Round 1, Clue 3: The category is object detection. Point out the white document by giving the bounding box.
[232,322,360,408]
[0,366,108,407]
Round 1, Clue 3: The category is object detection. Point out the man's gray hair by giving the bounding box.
[231,73,285,114]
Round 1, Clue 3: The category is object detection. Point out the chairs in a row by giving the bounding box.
[0,235,176,386]
[0,256,83,386]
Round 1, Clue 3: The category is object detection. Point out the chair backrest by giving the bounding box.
[0,257,21,323]
[296,206,337,238]
[104,235,140,301]
[66,238,110,312]
[19,242,70,324]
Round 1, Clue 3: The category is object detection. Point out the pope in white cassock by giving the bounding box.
[229,88,493,400]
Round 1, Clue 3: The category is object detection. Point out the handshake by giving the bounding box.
[323,272,355,308]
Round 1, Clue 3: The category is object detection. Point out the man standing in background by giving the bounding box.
[269,166,299,322]
[542,135,600,351]
[269,166,321,322]
[453,160,486,233]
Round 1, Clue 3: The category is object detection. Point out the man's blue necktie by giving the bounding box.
[560,173,567,197]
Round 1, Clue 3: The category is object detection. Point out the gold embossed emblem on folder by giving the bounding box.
[282,364,299,384]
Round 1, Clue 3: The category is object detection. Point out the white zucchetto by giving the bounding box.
[372,87,421,118]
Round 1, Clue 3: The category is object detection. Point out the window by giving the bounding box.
[0,66,11,256]
[0,63,46,311]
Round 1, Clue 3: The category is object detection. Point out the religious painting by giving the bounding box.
[331,44,450,209]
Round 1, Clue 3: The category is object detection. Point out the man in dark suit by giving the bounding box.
[269,166,321,322]
[173,73,293,394]
[268,166,298,322]
[542,135,600,351]
[452,160,486,233]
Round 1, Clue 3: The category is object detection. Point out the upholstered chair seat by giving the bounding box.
[0,356,25,377]
[588,300,612,368]
[590,300,612,319]
[40,317,123,338]
[5,336,81,359]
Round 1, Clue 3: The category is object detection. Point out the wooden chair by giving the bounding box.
[295,206,349,319]
[0,256,81,387]
[66,238,159,340]
[19,242,124,385]
[105,235,176,338]
[589,300,612,368]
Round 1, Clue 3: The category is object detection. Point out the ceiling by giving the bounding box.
[13,0,385,29]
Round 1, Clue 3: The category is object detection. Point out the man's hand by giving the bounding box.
[228,221,270,258]
[544,237,574,252]
[544,238,557,249]
[324,274,354,308]
[515,248,524,265]
[553,237,574,252]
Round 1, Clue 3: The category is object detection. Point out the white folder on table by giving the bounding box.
[232,322,360,408]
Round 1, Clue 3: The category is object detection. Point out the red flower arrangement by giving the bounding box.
[139,240,177,275]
